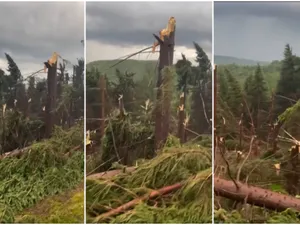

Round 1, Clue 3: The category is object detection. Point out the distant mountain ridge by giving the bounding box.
[215,55,270,66]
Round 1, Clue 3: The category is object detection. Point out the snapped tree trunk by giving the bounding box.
[215,177,300,211]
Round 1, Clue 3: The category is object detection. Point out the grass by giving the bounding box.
[15,184,84,223]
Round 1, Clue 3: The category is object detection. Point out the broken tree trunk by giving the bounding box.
[178,92,185,144]
[99,75,106,139]
[154,25,175,150]
[44,61,58,138]
[87,167,136,180]
[93,182,183,222]
[214,177,300,211]
[213,65,217,161]
[286,145,299,195]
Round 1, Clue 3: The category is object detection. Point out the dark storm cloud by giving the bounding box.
[87,2,212,51]
[215,2,300,20]
[0,2,84,71]
[214,1,300,61]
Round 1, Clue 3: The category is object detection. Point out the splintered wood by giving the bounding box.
[152,17,176,53]
[44,52,59,72]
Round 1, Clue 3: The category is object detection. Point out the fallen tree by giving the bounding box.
[214,177,300,211]
[87,167,136,180]
[86,146,212,223]
[94,182,183,222]
[0,124,84,223]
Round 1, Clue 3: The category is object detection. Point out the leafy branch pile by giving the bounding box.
[0,124,84,223]
[87,145,212,223]
[100,110,154,170]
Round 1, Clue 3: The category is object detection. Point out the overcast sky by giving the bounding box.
[86,2,212,64]
[0,2,84,78]
[215,1,300,62]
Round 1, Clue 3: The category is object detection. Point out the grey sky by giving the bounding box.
[0,2,84,77]
[87,2,212,63]
[214,1,300,62]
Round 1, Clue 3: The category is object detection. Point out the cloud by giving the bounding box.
[214,2,300,61]
[86,2,212,63]
[0,2,84,76]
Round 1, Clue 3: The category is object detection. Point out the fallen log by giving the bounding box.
[1,145,82,160]
[214,177,300,211]
[0,147,30,160]
[87,167,136,180]
[93,182,183,223]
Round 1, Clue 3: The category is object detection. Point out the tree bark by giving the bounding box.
[44,61,57,138]
[154,26,175,150]
[178,92,185,144]
[93,182,183,222]
[215,177,300,211]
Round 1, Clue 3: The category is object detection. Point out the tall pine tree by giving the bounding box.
[244,64,269,134]
[275,44,298,118]
[5,53,24,110]
[190,43,212,134]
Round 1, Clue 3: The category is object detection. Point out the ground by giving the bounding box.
[14,183,84,223]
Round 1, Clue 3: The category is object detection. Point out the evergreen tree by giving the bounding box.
[225,69,243,116]
[193,42,211,79]
[5,53,22,85]
[0,69,9,104]
[27,77,40,117]
[111,69,136,112]
[36,79,47,117]
[275,44,297,117]
[5,53,23,109]
[244,64,269,132]
[218,72,228,102]
[190,43,212,134]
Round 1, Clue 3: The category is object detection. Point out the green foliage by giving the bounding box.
[278,100,300,138]
[215,208,300,223]
[216,45,300,223]
[1,110,44,153]
[87,146,212,223]
[101,111,154,170]
[87,59,157,82]
[278,100,300,122]
[215,55,270,66]
[267,209,300,223]
[214,208,247,223]
[190,43,212,134]
[217,61,281,92]
[275,44,300,117]
[225,69,243,116]
[0,124,84,223]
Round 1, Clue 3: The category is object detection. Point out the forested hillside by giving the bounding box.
[215,44,300,223]
[215,55,270,66]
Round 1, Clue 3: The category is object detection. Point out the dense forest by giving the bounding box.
[86,42,213,223]
[0,52,84,223]
[215,44,300,223]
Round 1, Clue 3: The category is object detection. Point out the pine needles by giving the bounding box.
[87,146,212,223]
[0,124,84,223]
